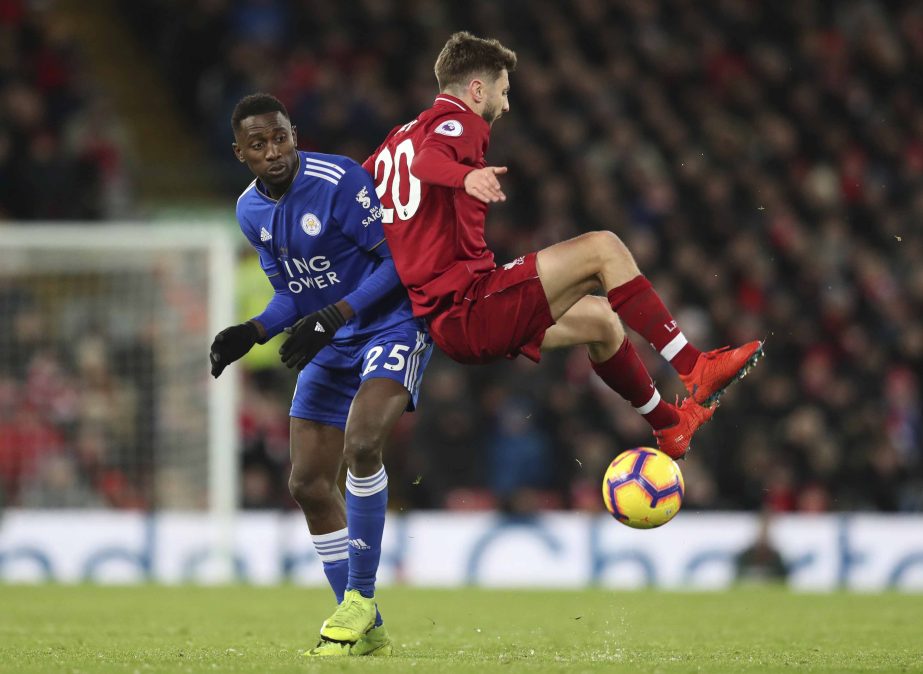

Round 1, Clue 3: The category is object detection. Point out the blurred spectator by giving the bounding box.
[238,368,292,509]
[406,358,486,509]
[735,509,789,585]
[0,392,65,504]
[486,394,554,512]
[241,461,280,510]
[19,453,104,508]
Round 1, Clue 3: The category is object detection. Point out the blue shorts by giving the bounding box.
[290,321,433,429]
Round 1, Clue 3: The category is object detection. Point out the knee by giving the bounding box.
[343,426,385,468]
[584,231,634,267]
[288,472,337,514]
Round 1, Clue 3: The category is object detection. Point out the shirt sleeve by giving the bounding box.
[412,112,488,187]
[332,163,389,254]
[411,143,473,188]
[340,257,403,319]
[236,207,298,340]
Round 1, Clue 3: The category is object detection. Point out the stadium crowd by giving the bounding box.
[2,0,921,513]
[175,0,921,514]
[0,0,142,509]
[0,0,130,220]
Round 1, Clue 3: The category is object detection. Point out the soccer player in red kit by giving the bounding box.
[363,32,763,458]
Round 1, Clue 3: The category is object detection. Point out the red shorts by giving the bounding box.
[427,253,555,364]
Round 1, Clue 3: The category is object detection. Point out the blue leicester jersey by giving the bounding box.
[236,151,417,344]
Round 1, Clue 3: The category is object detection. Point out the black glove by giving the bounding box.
[209,322,260,378]
[279,304,346,370]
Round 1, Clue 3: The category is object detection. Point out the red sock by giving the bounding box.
[591,339,678,430]
[607,275,701,375]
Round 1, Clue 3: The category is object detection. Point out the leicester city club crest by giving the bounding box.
[301,213,322,236]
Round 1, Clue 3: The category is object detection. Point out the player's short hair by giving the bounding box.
[434,31,517,92]
[231,93,290,132]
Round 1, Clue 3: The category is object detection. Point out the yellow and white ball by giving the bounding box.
[602,447,684,529]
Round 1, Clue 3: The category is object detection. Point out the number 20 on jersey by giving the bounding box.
[373,138,422,224]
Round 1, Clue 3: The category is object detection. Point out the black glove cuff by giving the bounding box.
[245,321,264,344]
[318,304,347,332]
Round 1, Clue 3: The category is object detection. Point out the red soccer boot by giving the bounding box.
[679,340,765,407]
[654,397,717,459]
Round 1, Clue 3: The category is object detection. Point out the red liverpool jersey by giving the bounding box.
[363,95,495,318]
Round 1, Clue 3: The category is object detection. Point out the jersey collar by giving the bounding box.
[254,151,303,203]
[433,94,471,113]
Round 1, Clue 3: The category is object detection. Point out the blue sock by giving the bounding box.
[312,525,384,627]
[345,466,388,602]
[311,528,348,603]
[322,560,348,603]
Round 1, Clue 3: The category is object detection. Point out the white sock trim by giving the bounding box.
[316,549,349,562]
[660,333,688,361]
[312,527,349,562]
[311,527,349,544]
[346,466,388,497]
[634,389,661,415]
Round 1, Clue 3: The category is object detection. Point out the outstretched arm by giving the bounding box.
[412,141,507,203]
[210,271,299,377]
[211,271,299,377]
[210,215,298,377]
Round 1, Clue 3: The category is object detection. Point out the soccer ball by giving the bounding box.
[602,447,685,529]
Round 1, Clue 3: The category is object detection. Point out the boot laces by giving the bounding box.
[331,594,368,626]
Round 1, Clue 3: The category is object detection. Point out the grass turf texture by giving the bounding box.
[1,586,921,673]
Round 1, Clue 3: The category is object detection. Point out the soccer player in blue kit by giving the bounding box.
[209,93,432,657]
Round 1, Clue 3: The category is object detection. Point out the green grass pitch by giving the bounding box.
[1,585,921,673]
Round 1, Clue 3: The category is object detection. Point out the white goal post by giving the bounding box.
[0,225,239,536]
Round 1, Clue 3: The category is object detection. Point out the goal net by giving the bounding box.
[0,225,238,515]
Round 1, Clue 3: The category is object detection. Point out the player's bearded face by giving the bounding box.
[481,70,510,126]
